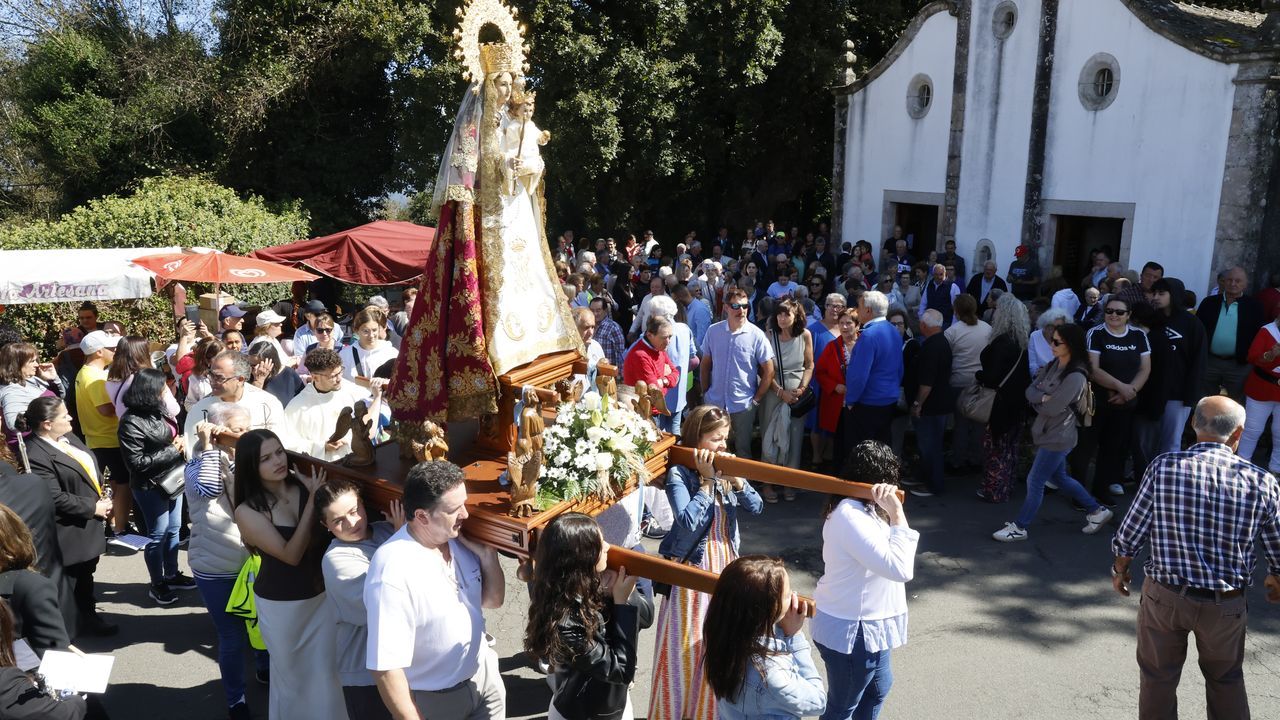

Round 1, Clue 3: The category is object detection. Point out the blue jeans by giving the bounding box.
[1014,448,1100,528]
[912,414,946,493]
[132,485,183,583]
[196,576,270,707]
[817,629,894,720]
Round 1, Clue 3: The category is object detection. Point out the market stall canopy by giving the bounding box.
[248,220,434,286]
[0,246,191,304]
[130,250,320,285]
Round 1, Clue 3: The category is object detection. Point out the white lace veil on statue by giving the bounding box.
[430,83,485,217]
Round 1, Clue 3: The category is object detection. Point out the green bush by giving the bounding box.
[0,175,310,354]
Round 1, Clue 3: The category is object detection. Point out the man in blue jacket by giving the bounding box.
[842,291,905,455]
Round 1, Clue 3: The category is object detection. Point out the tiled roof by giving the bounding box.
[1127,0,1274,61]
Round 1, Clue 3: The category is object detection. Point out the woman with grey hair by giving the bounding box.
[975,294,1032,502]
[648,295,697,435]
[185,402,270,718]
[1028,307,1071,377]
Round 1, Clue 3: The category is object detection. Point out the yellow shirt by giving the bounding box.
[75,364,118,449]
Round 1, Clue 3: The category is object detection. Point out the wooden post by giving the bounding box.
[605,546,815,617]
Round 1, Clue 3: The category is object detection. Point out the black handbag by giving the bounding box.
[773,331,817,418]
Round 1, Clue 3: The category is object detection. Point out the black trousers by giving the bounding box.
[64,557,100,636]
[1091,401,1135,501]
[840,402,896,452]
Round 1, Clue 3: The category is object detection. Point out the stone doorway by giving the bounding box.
[1051,215,1124,286]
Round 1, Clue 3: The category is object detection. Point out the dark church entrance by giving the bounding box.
[1052,215,1125,286]
[892,202,940,259]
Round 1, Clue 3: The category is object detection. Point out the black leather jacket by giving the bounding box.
[551,591,654,720]
[117,410,184,490]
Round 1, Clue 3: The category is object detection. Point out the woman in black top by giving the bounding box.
[0,599,90,720]
[526,512,653,720]
[0,504,69,657]
[118,369,192,607]
[1086,296,1151,506]
[232,430,344,720]
[975,294,1032,503]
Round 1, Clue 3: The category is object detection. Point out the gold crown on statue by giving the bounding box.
[479,43,518,75]
[452,0,530,84]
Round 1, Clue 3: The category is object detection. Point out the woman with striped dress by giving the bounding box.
[649,405,763,720]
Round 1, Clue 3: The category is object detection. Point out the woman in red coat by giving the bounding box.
[815,309,861,435]
[622,315,680,428]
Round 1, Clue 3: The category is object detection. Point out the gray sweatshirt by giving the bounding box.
[1026,360,1087,452]
[321,521,396,686]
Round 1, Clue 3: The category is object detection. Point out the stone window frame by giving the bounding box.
[992,1,1018,40]
[906,74,933,119]
[1078,53,1121,112]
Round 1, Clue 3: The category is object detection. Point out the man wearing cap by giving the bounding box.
[219,304,247,334]
[1007,245,1042,301]
[248,308,291,365]
[74,330,134,536]
[291,299,329,358]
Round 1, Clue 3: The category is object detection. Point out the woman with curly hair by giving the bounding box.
[974,294,1032,502]
[526,512,653,720]
[703,555,825,719]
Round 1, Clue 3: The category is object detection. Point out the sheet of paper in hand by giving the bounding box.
[38,650,115,693]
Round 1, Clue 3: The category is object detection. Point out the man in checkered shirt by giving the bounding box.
[1111,395,1280,718]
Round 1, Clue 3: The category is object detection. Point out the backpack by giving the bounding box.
[1067,367,1095,427]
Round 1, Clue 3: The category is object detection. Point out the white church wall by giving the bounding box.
[842,10,957,251]
[954,0,1042,278]
[1043,0,1237,294]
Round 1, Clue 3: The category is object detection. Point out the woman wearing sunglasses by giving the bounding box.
[992,323,1113,541]
[1085,296,1151,505]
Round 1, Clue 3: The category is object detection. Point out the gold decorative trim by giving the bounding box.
[451,0,529,84]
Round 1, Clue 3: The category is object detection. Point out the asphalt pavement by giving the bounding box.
[83,477,1280,719]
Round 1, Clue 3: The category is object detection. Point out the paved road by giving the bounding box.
[84,482,1280,719]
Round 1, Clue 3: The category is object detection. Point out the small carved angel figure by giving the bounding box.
[331,402,376,468]
[596,374,617,404]
[411,420,450,463]
[508,387,544,517]
[555,377,585,405]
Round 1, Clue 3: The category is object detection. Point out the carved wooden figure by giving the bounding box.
[342,402,376,468]
[596,374,617,404]
[507,387,544,517]
[411,420,450,463]
[554,377,585,405]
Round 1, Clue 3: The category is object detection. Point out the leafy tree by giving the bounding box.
[0,175,309,352]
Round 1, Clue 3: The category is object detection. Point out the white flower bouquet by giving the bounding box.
[538,392,659,509]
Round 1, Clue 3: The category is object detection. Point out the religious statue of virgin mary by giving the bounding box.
[387,0,583,423]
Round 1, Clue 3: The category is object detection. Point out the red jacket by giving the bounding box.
[1244,322,1280,403]
[622,340,679,412]
[815,337,852,433]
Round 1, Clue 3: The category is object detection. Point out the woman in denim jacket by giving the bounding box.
[705,556,826,719]
[649,405,764,720]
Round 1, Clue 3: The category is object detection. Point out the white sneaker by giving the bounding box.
[1044,479,1059,491]
[1083,507,1114,534]
[1108,483,1125,496]
[992,522,1028,542]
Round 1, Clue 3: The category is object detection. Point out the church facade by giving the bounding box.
[832,0,1280,294]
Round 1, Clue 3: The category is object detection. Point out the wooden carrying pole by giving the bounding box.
[605,545,815,617]
[666,446,905,503]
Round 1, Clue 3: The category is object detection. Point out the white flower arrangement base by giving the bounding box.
[536,391,661,510]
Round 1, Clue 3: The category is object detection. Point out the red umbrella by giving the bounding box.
[131,250,320,298]
[249,220,434,286]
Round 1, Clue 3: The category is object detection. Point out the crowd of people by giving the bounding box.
[0,221,1277,719]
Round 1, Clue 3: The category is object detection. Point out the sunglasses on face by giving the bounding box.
[1104,309,1129,316]
[315,328,333,335]
[1051,339,1065,346]
[728,302,750,310]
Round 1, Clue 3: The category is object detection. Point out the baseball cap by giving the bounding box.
[219,304,247,320]
[302,299,326,314]
[255,309,286,328]
[79,330,120,356]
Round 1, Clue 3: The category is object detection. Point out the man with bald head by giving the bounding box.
[1197,266,1264,402]
[1111,395,1280,718]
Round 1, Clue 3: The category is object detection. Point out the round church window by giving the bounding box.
[1078,53,1120,111]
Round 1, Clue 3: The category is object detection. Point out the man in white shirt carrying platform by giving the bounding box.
[284,348,387,462]
[365,461,506,720]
